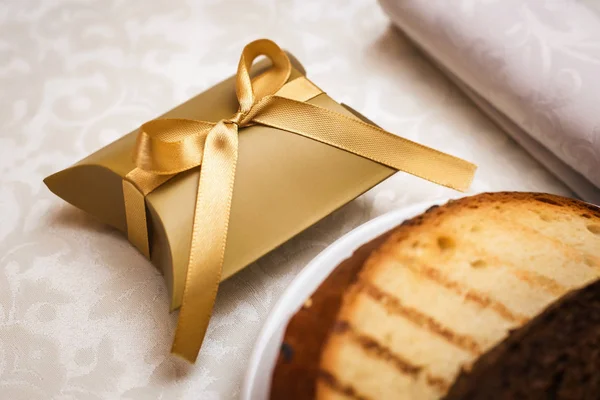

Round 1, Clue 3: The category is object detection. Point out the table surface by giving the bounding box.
[0,0,572,399]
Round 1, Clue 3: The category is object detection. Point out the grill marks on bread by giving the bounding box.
[319,370,367,400]
[397,257,528,324]
[317,193,600,400]
[357,280,483,355]
[332,321,423,377]
[325,320,451,395]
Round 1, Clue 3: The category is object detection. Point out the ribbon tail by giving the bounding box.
[171,121,239,362]
[253,97,477,192]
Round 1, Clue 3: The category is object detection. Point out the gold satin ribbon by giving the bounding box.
[122,39,477,362]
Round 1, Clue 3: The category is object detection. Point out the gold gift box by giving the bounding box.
[44,54,395,310]
[45,39,475,361]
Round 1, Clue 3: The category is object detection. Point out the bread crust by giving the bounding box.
[319,192,600,399]
[444,279,600,399]
[269,192,600,400]
[270,231,393,399]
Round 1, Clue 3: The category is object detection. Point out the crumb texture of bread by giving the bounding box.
[317,192,600,400]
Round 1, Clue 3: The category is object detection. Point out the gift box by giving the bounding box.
[44,39,476,362]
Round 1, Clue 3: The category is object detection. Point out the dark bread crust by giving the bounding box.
[270,192,600,399]
[443,279,600,400]
[385,191,600,235]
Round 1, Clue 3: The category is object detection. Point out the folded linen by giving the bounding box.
[379,0,600,204]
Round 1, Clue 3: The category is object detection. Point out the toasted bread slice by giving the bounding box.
[318,192,600,399]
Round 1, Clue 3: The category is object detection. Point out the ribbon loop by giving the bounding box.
[123,38,477,363]
[235,39,291,116]
[133,119,213,175]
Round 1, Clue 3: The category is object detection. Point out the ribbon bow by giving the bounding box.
[122,39,476,362]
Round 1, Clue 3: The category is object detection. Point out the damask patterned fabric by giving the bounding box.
[0,0,572,399]
[380,0,600,204]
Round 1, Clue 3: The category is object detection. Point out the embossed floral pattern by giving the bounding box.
[0,0,571,398]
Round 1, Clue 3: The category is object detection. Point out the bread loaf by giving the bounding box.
[317,192,600,399]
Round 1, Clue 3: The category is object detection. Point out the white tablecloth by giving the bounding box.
[0,1,571,399]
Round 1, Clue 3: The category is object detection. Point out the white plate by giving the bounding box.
[241,199,442,400]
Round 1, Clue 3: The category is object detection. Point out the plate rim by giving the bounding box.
[241,199,443,400]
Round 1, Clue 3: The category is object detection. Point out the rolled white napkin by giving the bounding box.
[379,0,600,204]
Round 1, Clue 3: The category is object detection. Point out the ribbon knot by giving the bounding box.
[122,39,477,362]
[226,112,244,127]
[226,109,255,127]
